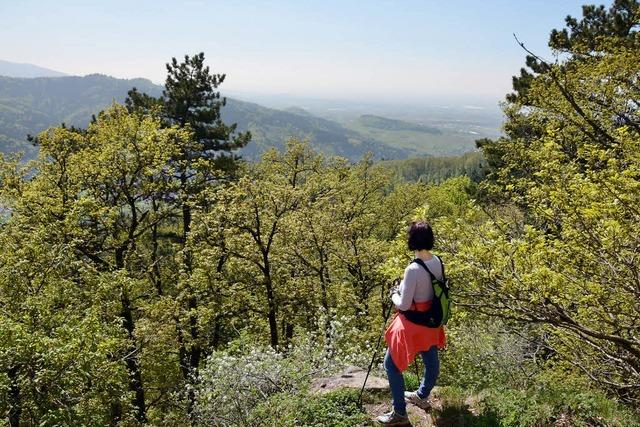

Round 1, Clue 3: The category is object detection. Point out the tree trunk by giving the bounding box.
[319,265,332,354]
[265,277,279,348]
[151,198,163,296]
[109,402,122,426]
[8,365,20,427]
[116,248,146,424]
[185,294,201,420]
[179,172,203,421]
[120,289,147,424]
[261,251,279,348]
[211,320,221,350]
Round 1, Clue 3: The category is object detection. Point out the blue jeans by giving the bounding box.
[383,345,439,415]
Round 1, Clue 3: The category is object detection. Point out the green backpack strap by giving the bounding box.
[434,255,446,282]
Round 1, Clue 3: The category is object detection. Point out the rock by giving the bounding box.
[311,365,389,394]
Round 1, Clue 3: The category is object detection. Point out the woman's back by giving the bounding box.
[393,256,443,311]
[378,221,446,426]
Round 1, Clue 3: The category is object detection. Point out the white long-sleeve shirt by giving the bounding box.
[392,256,443,311]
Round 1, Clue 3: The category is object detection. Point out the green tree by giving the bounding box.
[479,0,639,188]
[126,52,250,169]
[194,141,317,348]
[189,141,424,353]
[467,11,640,402]
[126,53,251,415]
[0,105,192,424]
[510,0,639,105]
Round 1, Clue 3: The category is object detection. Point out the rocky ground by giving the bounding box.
[312,366,489,427]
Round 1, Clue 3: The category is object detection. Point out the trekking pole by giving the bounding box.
[357,289,395,407]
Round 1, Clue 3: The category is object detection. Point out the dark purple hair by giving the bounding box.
[407,221,434,251]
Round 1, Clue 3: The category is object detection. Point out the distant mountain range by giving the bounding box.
[0,74,162,158]
[0,60,485,161]
[0,74,411,160]
[0,60,67,78]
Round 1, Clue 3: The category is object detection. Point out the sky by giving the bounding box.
[0,0,603,103]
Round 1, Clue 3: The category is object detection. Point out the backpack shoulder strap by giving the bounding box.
[412,257,437,281]
[412,256,445,282]
[434,255,446,281]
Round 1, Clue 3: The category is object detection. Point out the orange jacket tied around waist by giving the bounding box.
[384,300,447,372]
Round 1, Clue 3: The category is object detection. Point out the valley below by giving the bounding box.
[0,73,500,162]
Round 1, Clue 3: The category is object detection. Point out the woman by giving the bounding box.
[376,221,447,426]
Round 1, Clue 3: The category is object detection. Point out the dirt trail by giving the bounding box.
[313,367,488,426]
[365,388,485,427]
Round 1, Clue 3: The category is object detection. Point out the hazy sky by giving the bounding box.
[1,0,601,102]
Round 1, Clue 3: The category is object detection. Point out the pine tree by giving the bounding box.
[126,52,251,169]
[126,52,251,417]
[478,0,639,195]
[509,0,639,104]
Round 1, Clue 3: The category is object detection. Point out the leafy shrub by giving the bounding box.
[436,317,640,426]
[250,388,369,427]
[432,387,501,427]
[439,317,536,391]
[478,382,640,427]
[319,310,377,369]
[192,330,373,427]
[403,370,421,392]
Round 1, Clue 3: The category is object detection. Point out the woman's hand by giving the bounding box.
[389,278,401,298]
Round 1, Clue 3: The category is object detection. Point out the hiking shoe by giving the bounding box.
[375,410,410,426]
[404,390,431,410]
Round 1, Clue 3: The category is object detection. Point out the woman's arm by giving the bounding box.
[391,266,417,311]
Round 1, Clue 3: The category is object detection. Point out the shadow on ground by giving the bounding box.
[425,405,500,427]
[366,394,500,427]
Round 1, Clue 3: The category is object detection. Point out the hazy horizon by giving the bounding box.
[1,0,602,103]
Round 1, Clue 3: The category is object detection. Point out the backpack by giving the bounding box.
[400,256,451,328]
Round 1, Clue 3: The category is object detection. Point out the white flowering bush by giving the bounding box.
[193,341,322,426]
[192,321,382,427]
[316,308,379,370]
[192,309,389,427]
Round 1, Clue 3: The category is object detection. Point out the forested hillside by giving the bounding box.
[342,113,483,157]
[0,70,495,162]
[382,151,486,183]
[221,99,407,160]
[0,74,429,161]
[1,1,639,426]
[0,74,161,157]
